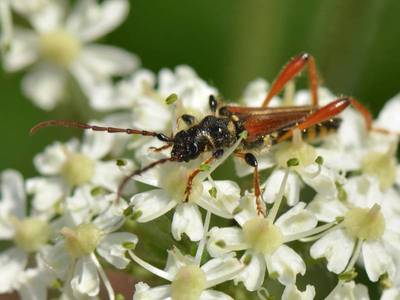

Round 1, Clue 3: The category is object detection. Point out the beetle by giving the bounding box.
[31,53,373,216]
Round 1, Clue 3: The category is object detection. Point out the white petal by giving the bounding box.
[33,140,77,175]
[337,108,367,149]
[1,169,26,218]
[81,125,115,159]
[310,229,355,274]
[362,240,395,282]
[133,282,171,300]
[164,247,194,277]
[0,247,27,293]
[71,61,129,111]
[39,242,70,278]
[282,284,316,300]
[267,245,306,286]
[263,169,301,206]
[80,45,138,76]
[200,290,233,300]
[299,165,337,199]
[71,256,100,297]
[29,0,67,33]
[158,65,217,116]
[307,194,348,223]
[17,268,48,300]
[326,281,369,300]
[92,160,135,194]
[201,254,243,288]
[172,203,203,241]
[233,192,258,226]
[234,251,266,291]
[67,0,129,42]
[207,226,247,257]
[276,202,317,236]
[26,177,65,214]
[131,97,172,132]
[130,189,177,223]
[376,94,400,131]
[97,232,138,269]
[22,64,66,110]
[2,28,38,72]
[197,180,239,218]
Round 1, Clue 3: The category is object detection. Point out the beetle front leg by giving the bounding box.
[262,52,319,108]
[184,149,224,202]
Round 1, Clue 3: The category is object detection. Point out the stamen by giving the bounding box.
[195,210,211,265]
[128,250,173,281]
[197,135,244,183]
[299,223,343,242]
[267,169,290,222]
[91,253,115,300]
[284,221,340,243]
[344,238,363,274]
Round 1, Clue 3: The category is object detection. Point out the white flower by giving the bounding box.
[207,172,328,291]
[2,0,138,110]
[27,126,135,215]
[309,175,400,282]
[41,194,137,299]
[131,156,241,241]
[0,170,49,299]
[131,247,243,300]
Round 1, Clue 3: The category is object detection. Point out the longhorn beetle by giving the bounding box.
[31,53,373,216]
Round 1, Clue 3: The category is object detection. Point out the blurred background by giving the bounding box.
[1,0,400,177]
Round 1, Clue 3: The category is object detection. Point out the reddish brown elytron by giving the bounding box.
[31,53,373,216]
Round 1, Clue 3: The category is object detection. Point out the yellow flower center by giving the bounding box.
[361,151,396,191]
[61,223,102,258]
[275,141,317,171]
[39,29,81,67]
[62,153,95,186]
[12,217,50,252]
[242,217,283,255]
[343,204,385,240]
[171,265,206,300]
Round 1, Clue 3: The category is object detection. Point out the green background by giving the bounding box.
[1,0,400,177]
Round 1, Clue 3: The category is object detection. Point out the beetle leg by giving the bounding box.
[149,144,173,152]
[184,149,224,202]
[180,114,196,126]
[277,96,373,142]
[209,95,218,115]
[262,52,319,108]
[235,152,266,217]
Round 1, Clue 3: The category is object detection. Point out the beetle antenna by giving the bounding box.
[116,157,175,203]
[30,120,172,142]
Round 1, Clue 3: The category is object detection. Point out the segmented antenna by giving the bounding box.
[30,120,172,141]
[116,157,174,202]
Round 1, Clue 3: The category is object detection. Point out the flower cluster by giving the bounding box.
[1,1,400,300]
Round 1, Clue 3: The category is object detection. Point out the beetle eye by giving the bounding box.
[188,143,198,155]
